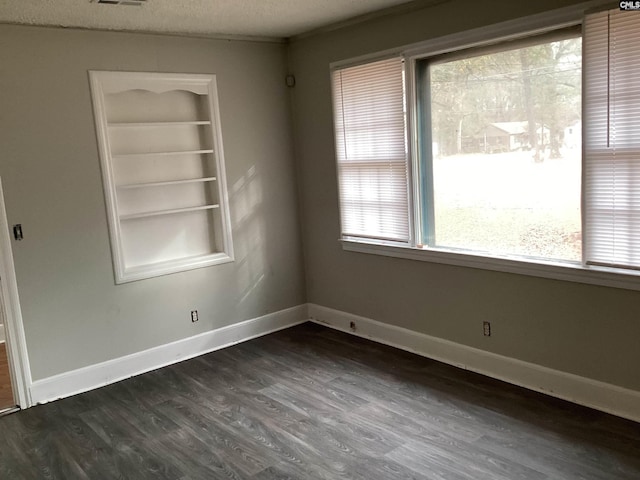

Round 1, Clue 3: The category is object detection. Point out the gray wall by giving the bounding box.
[0,25,306,380]
[289,0,640,392]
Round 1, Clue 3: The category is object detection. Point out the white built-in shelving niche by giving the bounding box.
[89,71,234,283]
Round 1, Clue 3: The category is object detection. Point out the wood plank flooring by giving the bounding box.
[0,342,15,411]
[0,322,639,479]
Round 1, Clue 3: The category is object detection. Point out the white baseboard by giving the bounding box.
[30,305,308,405]
[28,302,640,423]
[0,323,4,343]
[308,303,640,424]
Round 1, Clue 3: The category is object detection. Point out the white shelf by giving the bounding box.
[120,204,220,221]
[112,149,214,159]
[122,251,234,283]
[108,121,212,128]
[117,177,217,190]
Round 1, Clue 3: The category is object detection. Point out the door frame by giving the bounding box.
[0,178,32,408]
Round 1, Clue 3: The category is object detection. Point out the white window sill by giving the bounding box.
[341,239,640,292]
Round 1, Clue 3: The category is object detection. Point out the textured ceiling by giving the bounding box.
[0,0,417,39]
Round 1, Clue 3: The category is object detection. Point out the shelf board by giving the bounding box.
[112,149,214,159]
[121,251,233,283]
[120,204,220,221]
[117,177,217,190]
[108,121,211,128]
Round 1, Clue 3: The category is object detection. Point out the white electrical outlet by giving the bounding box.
[483,321,491,336]
[191,310,199,323]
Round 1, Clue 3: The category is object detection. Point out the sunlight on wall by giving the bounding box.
[230,165,266,305]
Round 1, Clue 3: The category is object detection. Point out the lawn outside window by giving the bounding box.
[331,5,640,291]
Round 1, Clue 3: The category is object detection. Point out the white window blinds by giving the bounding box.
[332,57,410,243]
[584,10,640,269]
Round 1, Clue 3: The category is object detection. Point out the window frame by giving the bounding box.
[333,1,640,291]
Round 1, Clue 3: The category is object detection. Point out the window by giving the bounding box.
[90,71,234,283]
[584,10,640,270]
[331,8,640,285]
[419,31,582,262]
[332,58,410,243]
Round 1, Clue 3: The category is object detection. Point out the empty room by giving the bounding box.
[0,0,639,478]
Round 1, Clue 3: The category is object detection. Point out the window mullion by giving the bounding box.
[416,61,436,247]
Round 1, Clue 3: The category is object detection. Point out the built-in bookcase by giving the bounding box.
[90,71,234,283]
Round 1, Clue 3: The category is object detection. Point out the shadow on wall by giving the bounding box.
[229,165,267,305]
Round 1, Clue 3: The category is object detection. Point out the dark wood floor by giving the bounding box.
[1,322,639,479]
[0,342,15,411]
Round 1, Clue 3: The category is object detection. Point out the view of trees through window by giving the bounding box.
[429,35,582,261]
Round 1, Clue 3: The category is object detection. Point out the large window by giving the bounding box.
[420,32,582,262]
[331,8,640,282]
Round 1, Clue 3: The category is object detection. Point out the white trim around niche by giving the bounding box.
[89,71,235,284]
